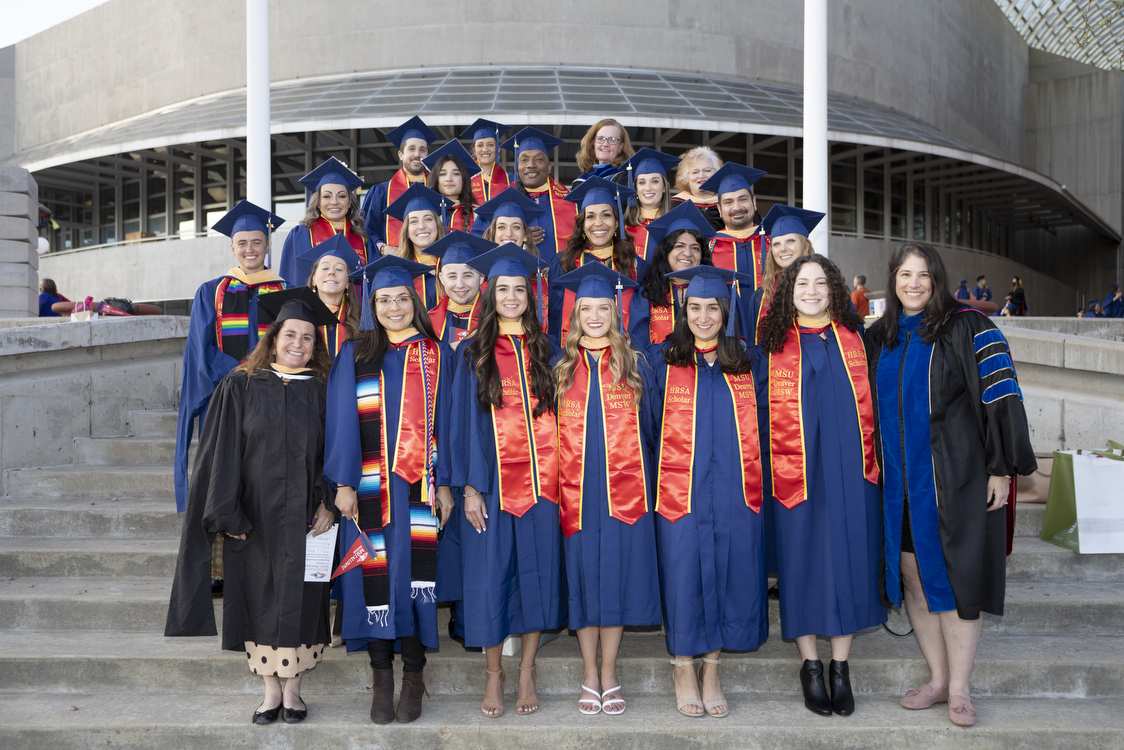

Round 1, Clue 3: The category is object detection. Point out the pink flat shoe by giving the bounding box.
[949,695,977,727]
[900,684,949,710]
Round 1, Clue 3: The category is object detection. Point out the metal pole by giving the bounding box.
[803,0,829,256]
[246,0,270,209]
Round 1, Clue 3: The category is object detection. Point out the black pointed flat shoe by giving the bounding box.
[800,659,833,716]
[829,659,855,716]
[282,705,308,724]
[252,703,281,725]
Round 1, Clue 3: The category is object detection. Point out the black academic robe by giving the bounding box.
[165,370,337,651]
[865,309,1037,619]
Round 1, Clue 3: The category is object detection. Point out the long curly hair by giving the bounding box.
[559,206,636,277]
[575,118,635,174]
[482,217,540,257]
[868,240,963,350]
[758,254,864,354]
[304,267,360,341]
[662,296,751,375]
[425,154,476,211]
[301,187,369,245]
[554,302,643,408]
[352,286,440,368]
[463,279,556,418]
[240,318,333,382]
[640,229,713,307]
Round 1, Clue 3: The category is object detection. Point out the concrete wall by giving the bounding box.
[0,46,15,161]
[0,168,38,318]
[997,316,1124,342]
[0,317,185,475]
[14,0,1029,164]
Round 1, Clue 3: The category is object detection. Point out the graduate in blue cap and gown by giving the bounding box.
[423,139,481,234]
[549,176,649,348]
[278,157,368,287]
[384,182,453,310]
[650,264,766,719]
[552,262,661,717]
[617,148,681,260]
[755,253,885,717]
[638,201,716,344]
[473,187,551,332]
[749,204,824,345]
[174,200,288,513]
[452,243,564,718]
[291,232,362,358]
[461,119,513,205]
[502,126,577,260]
[360,116,438,252]
[323,254,456,725]
[424,230,497,348]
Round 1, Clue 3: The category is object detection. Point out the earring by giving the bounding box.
[271,350,276,355]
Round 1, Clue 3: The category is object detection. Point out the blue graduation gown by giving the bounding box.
[174,275,285,512]
[562,352,661,630]
[323,336,455,652]
[360,180,391,248]
[450,340,566,648]
[546,252,651,349]
[277,225,311,288]
[765,327,885,639]
[651,348,768,655]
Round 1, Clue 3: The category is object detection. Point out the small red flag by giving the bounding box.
[331,534,370,579]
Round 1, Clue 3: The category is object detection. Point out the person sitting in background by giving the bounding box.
[971,275,991,302]
[1085,302,1105,318]
[1104,284,1123,318]
[38,278,68,317]
[1004,277,1027,316]
[851,275,870,317]
[955,280,970,301]
[50,297,163,316]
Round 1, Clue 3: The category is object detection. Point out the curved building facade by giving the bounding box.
[3,0,1121,315]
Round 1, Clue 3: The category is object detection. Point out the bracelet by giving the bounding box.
[463,490,481,498]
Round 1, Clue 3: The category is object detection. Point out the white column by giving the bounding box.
[246,0,271,209]
[803,0,829,256]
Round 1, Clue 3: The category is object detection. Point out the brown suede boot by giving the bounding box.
[395,670,427,723]
[370,667,395,725]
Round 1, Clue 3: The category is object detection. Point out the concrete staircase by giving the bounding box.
[2,410,1123,748]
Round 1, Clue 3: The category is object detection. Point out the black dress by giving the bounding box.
[166,369,336,654]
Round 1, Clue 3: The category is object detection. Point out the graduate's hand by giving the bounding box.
[436,486,454,530]
[311,503,334,536]
[227,532,247,540]
[464,485,488,533]
[335,485,358,519]
[530,226,545,245]
[986,475,1010,511]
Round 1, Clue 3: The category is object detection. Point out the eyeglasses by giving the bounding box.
[374,296,412,308]
[594,136,622,145]
[688,167,716,178]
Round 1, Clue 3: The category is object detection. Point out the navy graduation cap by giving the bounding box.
[645,200,717,247]
[422,139,483,179]
[350,255,432,331]
[473,187,548,228]
[466,242,549,322]
[424,230,496,267]
[212,200,284,238]
[293,232,362,284]
[298,157,364,201]
[552,262,638,333]
[500,127,564,160]
[760,204,825,239]
[619,148,682,191]
[564,176,636,238]
[667,265,751,337]
[256,286,339,329]
[385,116,439,149]
[386,182,454,223]
[459,118,512,144]
[699,163,767,197]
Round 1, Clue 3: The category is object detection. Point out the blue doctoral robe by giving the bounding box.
[562,351,661,630]
[450,339,566,648]
[762,326,885,639]
[651,347,768,656]
[174,275,286,512]
[323,336,455,652]
[546,252,651,349]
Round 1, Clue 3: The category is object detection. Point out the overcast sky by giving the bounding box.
[1,1,111,49]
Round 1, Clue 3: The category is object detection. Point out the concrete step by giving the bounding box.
[4,576,1123,637]
[1,628,1120,700]
[127,410,178,439]
[1007,536,1124,582]
[3,465,174,499]
[0,538,177,578]
[73,437,190,467]
[1014,502,1044,537]
[0,498,180,538]
[1,691,1121,749]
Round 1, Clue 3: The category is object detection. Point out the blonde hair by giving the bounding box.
[576,118,635,174]
[554,302,643,408]
[761,234,814,304]
[482,217,540,257]
[675,146,723,193]
[396,210,447,260]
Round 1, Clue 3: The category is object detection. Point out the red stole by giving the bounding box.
[768,323,878,509]
[386,338,442,522]
[448,204,474,233]
[471,164,511,205]
[558,350,648,537]
[490,335,559,516]
[427,295,480,343]
[656,361,762,522]
[309,217,368,267]
[526,179,578,256]
[710,231,768,292]
[625,219,654,261]
[320,298,349,357]
[385,169,428,247]
[648,283,686,344]
[559,253,635,341]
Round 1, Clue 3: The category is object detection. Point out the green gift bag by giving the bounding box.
[1042,447,1124,553]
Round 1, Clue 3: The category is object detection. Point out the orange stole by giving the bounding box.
[625,220,653,261]
[558,351,648,538]
[385,169,427,247]
[428,295,480,343]
[490,335,559,516]
[309,217,368,267]
[767,323,878,509]
[526,180,577,256]
[559,255,635,341]
[649,303,674,343]
[386,339,442,523]
[448,204,474,233]
[656,363,762,522]
[471,164,511,206]
[710,232,768,292]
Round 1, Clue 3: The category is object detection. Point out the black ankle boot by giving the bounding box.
[829,659,854,716]
[800,659,832,716]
